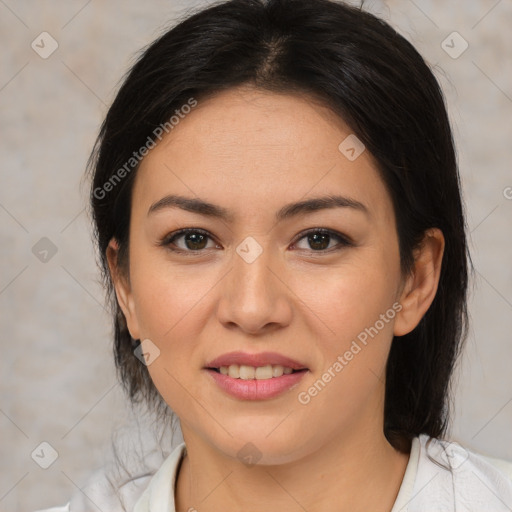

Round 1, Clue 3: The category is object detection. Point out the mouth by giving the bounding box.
[204,365,309,400]
[203,351,309,400]
[206,365,308,380]
[204,350,308,376]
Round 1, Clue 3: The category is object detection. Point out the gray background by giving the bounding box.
[1,0,511,510]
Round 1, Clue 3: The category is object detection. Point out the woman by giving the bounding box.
[39,0,512,510]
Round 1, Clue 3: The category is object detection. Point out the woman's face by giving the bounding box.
[110,85,419,464]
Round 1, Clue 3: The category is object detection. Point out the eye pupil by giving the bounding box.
[185,232,207,250]
[309,232,330,250]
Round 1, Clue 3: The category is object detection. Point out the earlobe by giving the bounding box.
[393,228,445,337]
[106,238,141,340]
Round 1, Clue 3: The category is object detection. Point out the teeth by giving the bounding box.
[228,364,240,379]
[217,364,299,380]
[239,365,255,380]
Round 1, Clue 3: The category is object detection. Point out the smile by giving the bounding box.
[204,367,308,400]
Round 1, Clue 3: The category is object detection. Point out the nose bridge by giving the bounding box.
[216,235,290,332]
[232,235,276,302]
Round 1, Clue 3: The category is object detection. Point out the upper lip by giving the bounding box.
[204,351,308,370]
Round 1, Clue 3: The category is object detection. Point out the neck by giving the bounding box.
[175,420,410,512]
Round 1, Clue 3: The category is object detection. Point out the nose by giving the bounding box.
[215,241,293,335]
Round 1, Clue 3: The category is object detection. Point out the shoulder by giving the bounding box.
[420,434,512,479]
[410,434,512,511]
[479,452,512,481]
[32,443,181,512]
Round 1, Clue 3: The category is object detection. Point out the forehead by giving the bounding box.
[133,86,393,224]
[156,86,354,165]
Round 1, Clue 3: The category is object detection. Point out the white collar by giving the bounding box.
[133,435,512,512]
[133,441,186,512]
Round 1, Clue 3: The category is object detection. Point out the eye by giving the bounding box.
[291,228,352,252]
[160,227,352,255]
[160,228,219,253]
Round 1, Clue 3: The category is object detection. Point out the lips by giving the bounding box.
[204,351,308,371]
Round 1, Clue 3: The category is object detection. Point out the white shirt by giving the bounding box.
[35,434,512,512]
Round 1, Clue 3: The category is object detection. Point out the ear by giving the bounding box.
[393,228,445,336]
[106,238,141,340]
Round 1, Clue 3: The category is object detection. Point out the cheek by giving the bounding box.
[293,250,401,345]
[292,271,399,426]
[292,249,401,403]
[129,242,214,337]
[127,242,222,381]
[129,259,217,416]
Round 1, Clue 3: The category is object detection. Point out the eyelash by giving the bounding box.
[159,227,353,256]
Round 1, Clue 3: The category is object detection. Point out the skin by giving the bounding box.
[107,84,445,512]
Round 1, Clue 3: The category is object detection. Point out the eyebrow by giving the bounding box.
[147,193,370,222]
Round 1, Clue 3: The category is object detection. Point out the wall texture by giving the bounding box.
[1,1,511,510]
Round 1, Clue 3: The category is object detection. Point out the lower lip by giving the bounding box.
[204,368,308,400]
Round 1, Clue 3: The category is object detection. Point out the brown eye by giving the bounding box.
[293,229,352,252]
[161,228,217,253]
[182,231,208,250]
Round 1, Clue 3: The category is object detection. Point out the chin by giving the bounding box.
[203,422,312,466]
